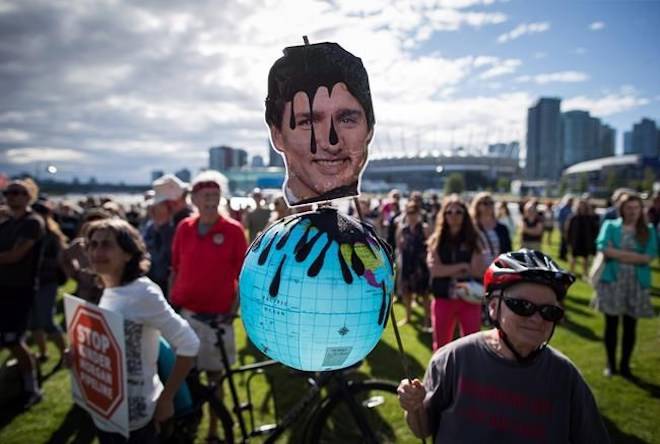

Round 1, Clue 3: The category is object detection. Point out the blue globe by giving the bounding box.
[239,208,394,371]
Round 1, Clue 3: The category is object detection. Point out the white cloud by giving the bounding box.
[479,58,521,79]
[589,21,605,31]
[563,91,650,116]
[497,21,550,43]
[572,47,587,55]
[376,92,532,154]
[426,8,506,31]
[5,147,88,164]
[0,0,573,183]
[533,51,547,59]
[515,71,589,84]
[0,129,30,143]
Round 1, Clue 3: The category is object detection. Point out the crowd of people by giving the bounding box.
[1,173,659,442]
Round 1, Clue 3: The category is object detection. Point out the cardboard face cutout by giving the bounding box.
[266,41,375,207]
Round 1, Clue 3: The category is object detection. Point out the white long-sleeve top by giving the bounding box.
[97,276,200,432]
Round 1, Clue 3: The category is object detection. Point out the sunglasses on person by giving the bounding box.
[503,297,564,322]
[444,209,464,216]
[480,200,494,207]
[3,188,27,197]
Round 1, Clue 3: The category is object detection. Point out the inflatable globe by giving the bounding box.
[239,208,394,371]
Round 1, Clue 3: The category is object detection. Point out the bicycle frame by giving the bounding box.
[209,321,325,443]
[208,321,381,444]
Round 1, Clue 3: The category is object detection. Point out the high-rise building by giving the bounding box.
[487,141,520,158]
[209,145,249,172]
[234,148,248,169]
[251,155,265,168]
[599,124,616,158]
[151,170,164,182]
[631,118,658,157]
[175,168,191,183]
[268,139,285,167]
[562,110,591,166]
[209,146,232,171]
[526,98,562,180]
[562,110,615,165]
[623,131,633,154]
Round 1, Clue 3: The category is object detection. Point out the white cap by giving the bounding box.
[152,174,188,204]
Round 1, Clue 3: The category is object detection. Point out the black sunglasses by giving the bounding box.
[503,297,564,322]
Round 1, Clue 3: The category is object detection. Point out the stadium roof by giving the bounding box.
[563,154,640,175]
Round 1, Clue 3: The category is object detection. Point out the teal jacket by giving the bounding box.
[595,218,658,288]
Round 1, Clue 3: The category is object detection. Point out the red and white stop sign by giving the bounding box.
[69,305,125,420]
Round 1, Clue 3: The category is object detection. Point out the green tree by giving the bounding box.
[559,177,568,195]
[496,177,511,193]
[577,173,588,193]
[642,167,656,192]
[444,173,465,194]
[604,169,621,194]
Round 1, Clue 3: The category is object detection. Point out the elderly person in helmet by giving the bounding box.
[398,249,610,443]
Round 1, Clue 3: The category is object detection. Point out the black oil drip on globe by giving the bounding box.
[251,208,394,326]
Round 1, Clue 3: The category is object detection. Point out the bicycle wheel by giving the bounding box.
[307,379,416,443]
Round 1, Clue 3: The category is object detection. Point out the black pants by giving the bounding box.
[604,314,637,373]
[559,233,568,260]
[96,421,158,444]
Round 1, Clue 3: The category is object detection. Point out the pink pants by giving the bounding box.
[431,298,481,350]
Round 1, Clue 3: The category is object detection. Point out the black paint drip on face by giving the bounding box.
[287,87,345,156]
[329,118,338,145]
[309,95,317,154]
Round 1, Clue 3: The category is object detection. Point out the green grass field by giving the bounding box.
[1,231,659,443]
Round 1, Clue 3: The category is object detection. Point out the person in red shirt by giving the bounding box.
[170,170,247,443]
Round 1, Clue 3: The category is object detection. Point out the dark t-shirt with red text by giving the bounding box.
[423,332,610,444]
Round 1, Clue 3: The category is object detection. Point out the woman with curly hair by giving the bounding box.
[82,218,199,443]
[427,195,487,350]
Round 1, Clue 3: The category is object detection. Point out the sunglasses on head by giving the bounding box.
[503,297,564,322]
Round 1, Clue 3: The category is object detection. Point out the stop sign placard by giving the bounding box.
[69,303,125,420]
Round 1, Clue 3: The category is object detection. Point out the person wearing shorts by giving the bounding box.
[170,171,248,444]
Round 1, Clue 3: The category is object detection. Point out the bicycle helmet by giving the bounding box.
[484,249,575,300]
[484,249,574,364]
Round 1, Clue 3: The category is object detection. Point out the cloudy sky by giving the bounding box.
[1,0,659,184]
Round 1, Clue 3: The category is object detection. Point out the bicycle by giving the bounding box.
[186,319,415,443]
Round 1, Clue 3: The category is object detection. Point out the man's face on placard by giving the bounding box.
[270,82,372,204]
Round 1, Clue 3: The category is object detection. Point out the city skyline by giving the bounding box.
[1,0,659,184]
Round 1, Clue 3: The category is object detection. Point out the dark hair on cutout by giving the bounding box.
[85,218,150,285]
[265,42,375,131]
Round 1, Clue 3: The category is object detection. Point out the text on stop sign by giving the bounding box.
[76,324,114,400]
[77,325,110,353]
